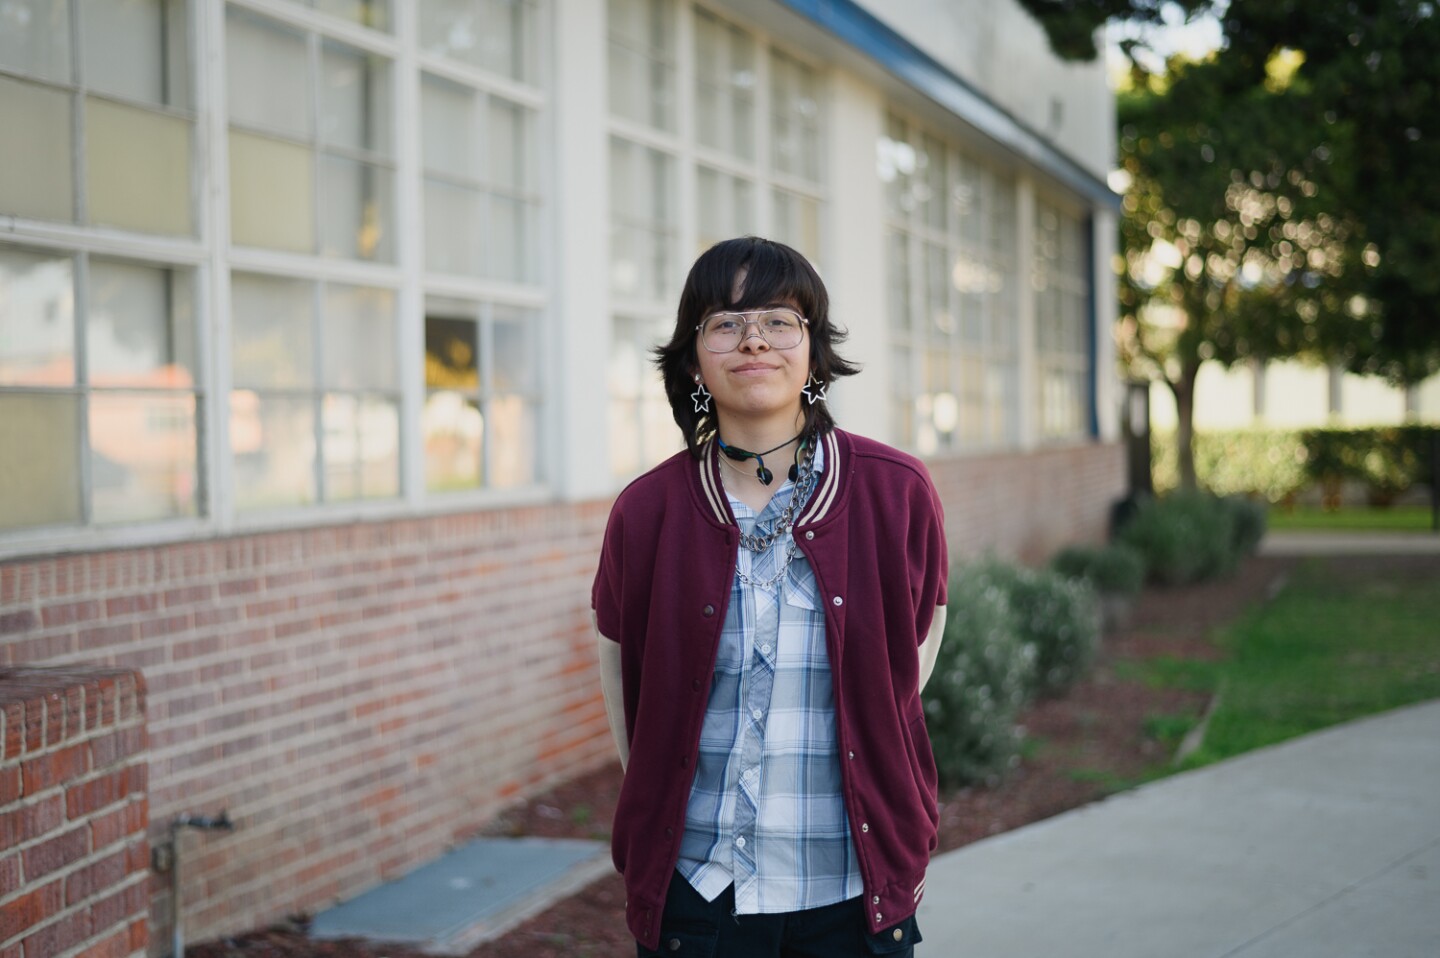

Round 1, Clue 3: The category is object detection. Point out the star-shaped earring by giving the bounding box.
[691,378,712,413]
[802,372,828,405]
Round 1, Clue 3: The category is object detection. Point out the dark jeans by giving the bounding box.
[638,871,922,958]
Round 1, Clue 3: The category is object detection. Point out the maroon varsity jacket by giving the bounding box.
[591,428,950,950]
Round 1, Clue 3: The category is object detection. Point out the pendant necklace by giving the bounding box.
[717,432,803,486]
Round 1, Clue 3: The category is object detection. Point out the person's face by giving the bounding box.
[693,273,811,428]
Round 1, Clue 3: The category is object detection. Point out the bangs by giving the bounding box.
[685,237,826,319]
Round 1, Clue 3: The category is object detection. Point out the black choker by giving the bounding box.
[717,433,803,486]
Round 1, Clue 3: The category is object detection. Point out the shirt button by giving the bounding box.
[736,836,746,848]
[751,708,763,720]
[760,643,772,655]
[861,822,869,833]
[702,604,715,616]
[668,938,682,951]
[832,596,843,606]
[805,531,814,540]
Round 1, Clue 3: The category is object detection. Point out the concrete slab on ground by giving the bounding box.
[917,700,1440,958]
[309,836,611,955]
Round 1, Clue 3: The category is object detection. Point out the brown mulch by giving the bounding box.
[190,555,1303,958]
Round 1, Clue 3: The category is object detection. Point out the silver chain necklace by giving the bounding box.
[734,536,799,592]
[731,440,818,554]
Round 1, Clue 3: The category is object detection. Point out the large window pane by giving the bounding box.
[424,180,482,274]
[0,0,70,83]
[89,392,198,523]
[697,167,753,252]
[491,308,536,394]
[609,137,675,299]
[323,393,399,500]
[87,260,195,389]
[86,97,193,236]
[321,42,392,155]
[319,155,394,261]
[0,394,81,530]
[772,50,819,182]
[231,392,317,510]
[226,8,310,139]
[422,74,476,181]
[773,189,820,265]
[489,99,529,191]
[0,75,74,222]
[230,131,315,252]
[0,247,74,387]
[488,394,534,487]
[324,285,396,391]
[231,273,314,390]
[694,10,754,161]
[313,0,390,31]
[607,0,675,131]
[486,194,529,282]
[80,0,190,109]
[424,391,483,491]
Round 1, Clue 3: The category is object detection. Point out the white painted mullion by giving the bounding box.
[202,0,236,532]
[675,0,696,269]
[395,0,425,507]
[753,29,773,240]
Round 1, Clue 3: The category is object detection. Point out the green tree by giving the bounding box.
[1117,55,1355,488]
[1026,0,1440,383]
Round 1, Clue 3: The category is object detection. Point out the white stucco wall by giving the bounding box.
[853,0,1114,180]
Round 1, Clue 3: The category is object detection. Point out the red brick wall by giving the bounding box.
[927,441,1126,565]
[0,667,149,958]
[1,503,615,951]
[0,443,1122,950]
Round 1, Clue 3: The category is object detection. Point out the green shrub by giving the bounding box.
[1117,490,1237,585]
[1224,495,1268,555]
[1152,429,1307,503]
[1051,543,1146,596]
[922,567,1035,787]
[1005,565,1101,697]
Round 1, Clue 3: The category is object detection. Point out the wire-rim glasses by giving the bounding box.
[696,308,810,353]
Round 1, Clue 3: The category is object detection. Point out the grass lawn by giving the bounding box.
[1267,503,1438,532]
[1132,557,1440,771]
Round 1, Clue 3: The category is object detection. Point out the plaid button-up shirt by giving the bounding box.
[676,442,863,913]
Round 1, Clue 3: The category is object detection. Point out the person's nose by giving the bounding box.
[738,321,770,352]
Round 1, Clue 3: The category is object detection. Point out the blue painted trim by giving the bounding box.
[775,0,1121,210]
[1085,212,1101,439]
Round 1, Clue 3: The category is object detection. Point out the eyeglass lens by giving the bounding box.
[701,310,805,352]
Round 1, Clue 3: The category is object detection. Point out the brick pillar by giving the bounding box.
[0,667,149,958]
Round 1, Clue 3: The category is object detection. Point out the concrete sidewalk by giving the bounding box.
[1259,529,1440,555]
[917,700,1440,957]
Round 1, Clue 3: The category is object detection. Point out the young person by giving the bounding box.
[592,237,949,957]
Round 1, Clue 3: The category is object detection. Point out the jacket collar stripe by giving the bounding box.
[698,442,731,525]
[799,431,841,525]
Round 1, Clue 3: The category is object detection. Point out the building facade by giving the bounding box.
[0,0,1123,949]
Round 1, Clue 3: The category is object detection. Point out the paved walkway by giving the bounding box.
[918,700,1440,957]
[1259,529,1440,555]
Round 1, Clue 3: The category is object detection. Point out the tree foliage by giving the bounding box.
[1029,0,1440,386]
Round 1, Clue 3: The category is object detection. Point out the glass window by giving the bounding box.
[230,273,401,510]
[607,0,676,131]
[883,113,1020,453]
[227,9,395,262]
[0,2,192,234]
[423,299,540,492]
[0,249,201,530]
[0,0,70,84]
[609,137,676,300]
[608,314,672,477]
[1034,201,1091,440]
[697,167,753,254]
[312,0,390,31]
[694,9,755,161]
[772,188,820,265]
[771,49,820,183]
[420,0,539,84]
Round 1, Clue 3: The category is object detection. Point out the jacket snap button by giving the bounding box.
[861,822,869,833]
[872,896,880,905]
[874,912,883,922]
[668,938,682,951]
[831,596,843,606]
[892,928,904,942]
[805,530,814,540]
[702,604,715,616]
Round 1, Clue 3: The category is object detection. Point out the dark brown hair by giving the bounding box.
[653,236,860,458]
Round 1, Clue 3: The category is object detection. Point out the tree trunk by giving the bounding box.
[1169,362,1200,491]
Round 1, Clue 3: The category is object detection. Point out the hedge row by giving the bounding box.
[1152,425,1438,504]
